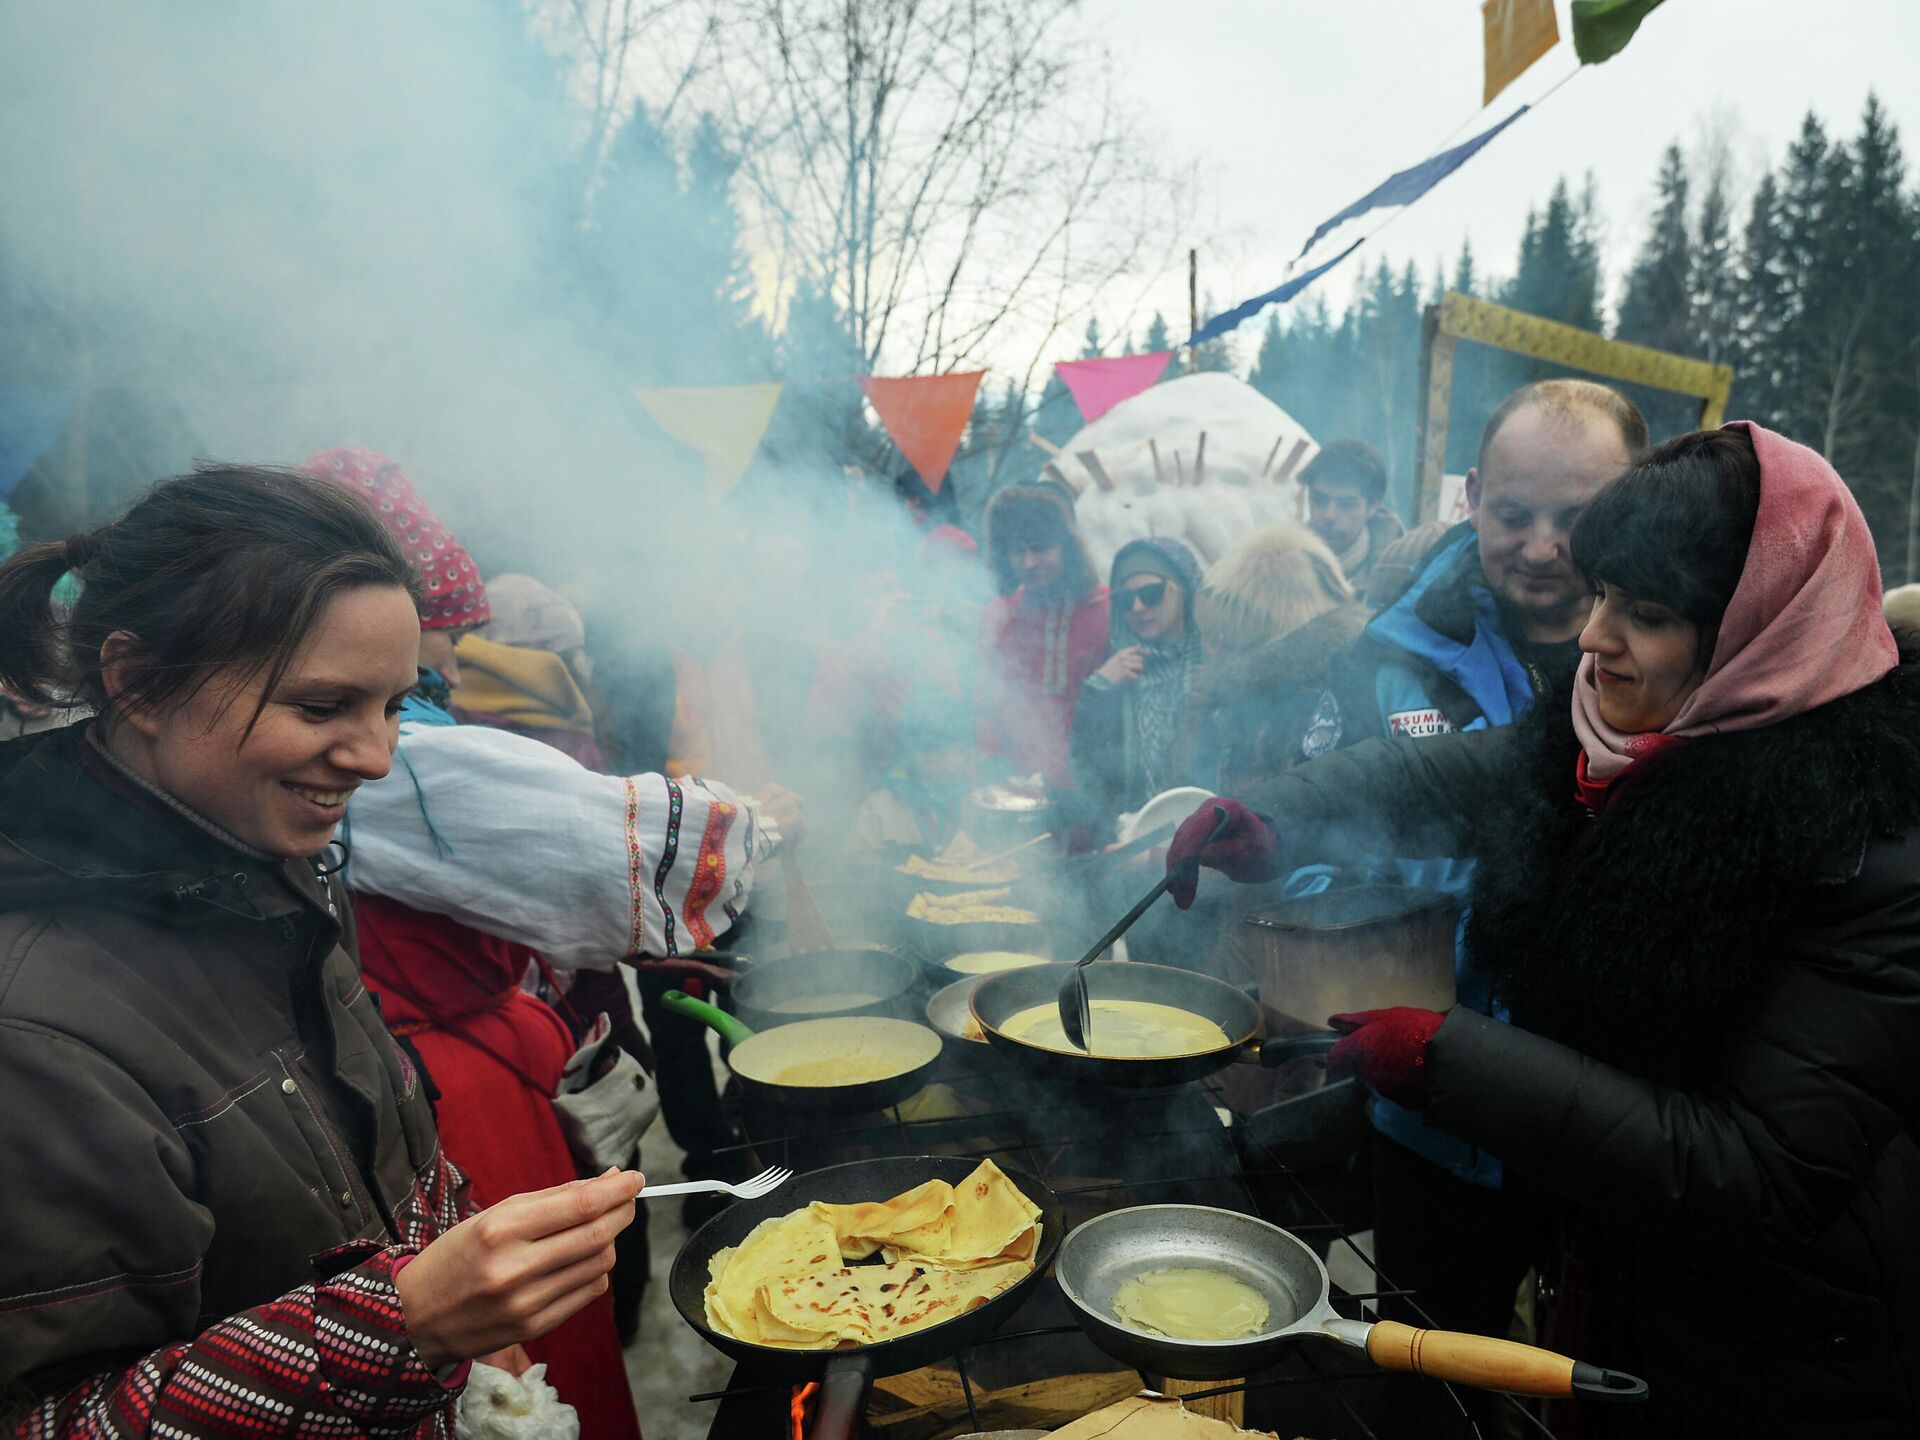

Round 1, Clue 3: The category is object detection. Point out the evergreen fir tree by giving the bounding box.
[1247,312,1288,404]
[1616,144,1695,355]
[1733,172,1791,419]
[1143,312,1172,354]
[1691,166,1741,369]
[1452,239,1479,297]
[1192,293,1235,373]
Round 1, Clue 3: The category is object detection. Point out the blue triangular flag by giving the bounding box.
[1187,240,1364,348]
[1294,106,1531,264]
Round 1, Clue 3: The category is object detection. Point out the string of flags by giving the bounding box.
[1185,0,1668,346]
[1,3,1673,507]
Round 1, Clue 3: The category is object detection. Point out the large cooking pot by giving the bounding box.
[1056,1205,1647,1401]
[962,782,1059,852]
[969,961,1335,1088]
[1244,886,1456,1030]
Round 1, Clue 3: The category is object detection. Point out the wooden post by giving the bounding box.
[1413,304,1456,526]
[1148,438,1165,485]
[1187,247,1198,375]
[1193,430,1208,487]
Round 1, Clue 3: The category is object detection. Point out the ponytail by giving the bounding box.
[0,466,421,726]
[0,538,90,706]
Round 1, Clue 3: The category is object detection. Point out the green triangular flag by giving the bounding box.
[1571,0,1666,65]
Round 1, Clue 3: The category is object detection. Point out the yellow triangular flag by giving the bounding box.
[634,382,784,500]
[1483,0,1559,106]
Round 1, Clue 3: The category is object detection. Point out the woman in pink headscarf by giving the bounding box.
[1164,426,1920,1438]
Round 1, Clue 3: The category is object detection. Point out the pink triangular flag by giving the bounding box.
[1054,352,1173,424]
[857,371,985,493]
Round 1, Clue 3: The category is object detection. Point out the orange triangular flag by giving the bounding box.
[857,371,985,494]
[1483,0,1559,106]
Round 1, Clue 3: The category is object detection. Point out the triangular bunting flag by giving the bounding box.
[857,371,984,493]
[1482,0,1559,106]
[1187,240,1364,348]
[1055,352,1173,424]
[1571,0,1666,65]
[634,382,784,501]
[1293,107,1530,266]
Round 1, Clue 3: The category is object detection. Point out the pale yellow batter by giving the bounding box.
[944,951,1049,975]
[998,998,1232,1057]
[1111,1267,1272,1340]
[768,991,881,1015]
[767,1055,902,1086]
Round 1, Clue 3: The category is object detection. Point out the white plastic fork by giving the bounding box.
[637,1165,793,1202]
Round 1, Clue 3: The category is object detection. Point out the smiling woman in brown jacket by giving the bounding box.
[0,467,642,1438]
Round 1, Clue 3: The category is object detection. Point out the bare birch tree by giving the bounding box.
[700,0,1186,375]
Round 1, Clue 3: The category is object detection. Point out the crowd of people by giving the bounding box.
[0,375,1915,1440]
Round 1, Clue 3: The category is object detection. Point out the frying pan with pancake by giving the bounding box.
[969,961,1336,1087]
[671,1155,1065,1440]
[661,991,943,1113]
[1056,1204,1647,1402]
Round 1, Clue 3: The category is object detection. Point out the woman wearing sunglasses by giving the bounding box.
[1069,536,1205,840]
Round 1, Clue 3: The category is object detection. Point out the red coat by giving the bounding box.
[355,895,641,1440]
[977,587,1111,789]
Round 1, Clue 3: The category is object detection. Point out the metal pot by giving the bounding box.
[962,782,1059,852]
[1244,885,1456,1032]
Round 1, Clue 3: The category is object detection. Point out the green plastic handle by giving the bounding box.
[661,989,755,1048]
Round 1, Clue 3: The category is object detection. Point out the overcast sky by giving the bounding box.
[1091,0,1920,363]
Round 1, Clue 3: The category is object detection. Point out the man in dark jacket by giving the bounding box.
[1298,379,1648,1417]
[1298,438,1405,595]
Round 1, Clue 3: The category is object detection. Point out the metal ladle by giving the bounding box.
[1057,805,1228,1051]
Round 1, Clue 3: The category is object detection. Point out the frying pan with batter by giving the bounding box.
[1056,1205,1646,1401]
[661,990,942,1113]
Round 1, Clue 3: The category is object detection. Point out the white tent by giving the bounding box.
[1040,372,1320,573]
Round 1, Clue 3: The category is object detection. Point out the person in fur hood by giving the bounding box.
[1165,423,1920,1438]
[1177,525,1367,796]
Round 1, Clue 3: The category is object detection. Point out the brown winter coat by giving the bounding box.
[0,724,455,1409]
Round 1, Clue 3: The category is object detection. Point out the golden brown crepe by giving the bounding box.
[907,889,1040,926]
[705,1160,1043,1349]
[899,834,1020,884]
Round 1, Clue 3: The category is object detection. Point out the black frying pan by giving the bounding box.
[670,1155,1065,1440]
[728,947,920,1030]
[660,991,943,1113]
[969,961,1335,1087]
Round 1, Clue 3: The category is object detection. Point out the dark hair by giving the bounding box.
[1570,428,1760,632]
[893,470,958,522]
[1477,379,1650,474]
[1299,438,1388,504]
[0,464,423,728]
[983,483,1099,599]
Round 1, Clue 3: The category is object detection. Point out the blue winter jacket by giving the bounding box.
[1301,523,1572,1187]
